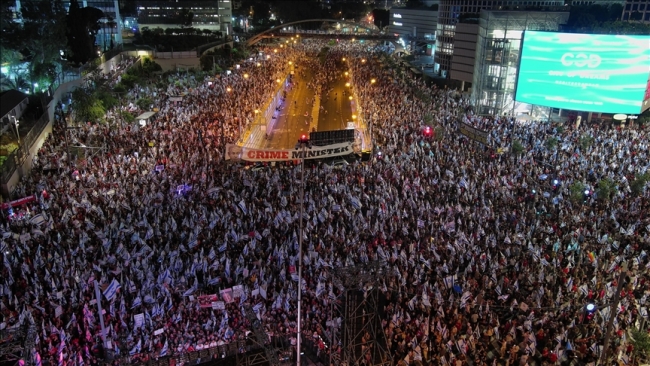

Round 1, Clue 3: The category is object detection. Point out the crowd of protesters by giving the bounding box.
[0,38,649,366]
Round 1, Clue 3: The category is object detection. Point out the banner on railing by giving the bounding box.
[1,195,36,210]
[458,121,488,145]
[225,142,353,162]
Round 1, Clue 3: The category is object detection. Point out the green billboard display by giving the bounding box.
[515,31,650,114]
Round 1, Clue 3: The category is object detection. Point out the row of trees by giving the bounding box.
[72,57,161,123]
[134,27,223,52]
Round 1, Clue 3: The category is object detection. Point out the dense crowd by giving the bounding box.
[1,39,649,366]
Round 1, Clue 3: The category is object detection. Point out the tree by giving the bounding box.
[136,97,153,110]
[15,0,70,93]
[630,173,649,197]
[71,87,105,123]
[569,181,586,203]
[0,2,23,70]
[67,0,104,65]
[140,57,162,75]
[596,178,616,202]
[405,0,424,9]
[511,140,525,156]
[372,9,389,30]
[579,134,594,151]
[629,329,650,364]
[178,8,194,27]
[545,136,558,150]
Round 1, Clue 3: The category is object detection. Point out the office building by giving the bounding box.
[435,0,564,78]
[137,0,232,35]
[389,8,438,54]
[621,0,650,22]
[470,10,569,116]
[449,21,479,89]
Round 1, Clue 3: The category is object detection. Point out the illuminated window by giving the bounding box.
[394,13,402,18]
[393,21,403,26]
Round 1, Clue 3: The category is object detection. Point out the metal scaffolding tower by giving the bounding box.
[0,322,36,366]
[329,260,392,366]
[238,304,291,366]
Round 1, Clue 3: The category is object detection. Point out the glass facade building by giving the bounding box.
[471,10,568,116]
[435,0,565,78]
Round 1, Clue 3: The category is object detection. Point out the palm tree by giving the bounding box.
[0,74,30,93]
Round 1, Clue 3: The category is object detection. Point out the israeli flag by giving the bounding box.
[131,296,142,309]
[443,275,455,289]
[219,243,227,252]
[129,339,141,355]
[30,214,47,226]
[160,340,168,357]
[238,200,248,215]
[102,279,121,301]
[349,197,362,209]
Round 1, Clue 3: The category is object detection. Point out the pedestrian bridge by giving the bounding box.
[246,19,398,46]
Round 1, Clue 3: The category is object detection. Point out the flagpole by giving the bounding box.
[296,141,306,366]
[93,281,109,358]
[599,261,627,366]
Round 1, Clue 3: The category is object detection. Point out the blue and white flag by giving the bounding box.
[30,214,47,226]
[130,339,141,355]
[160,340,168,357]
[102,279,121,301]
[238,200,248,215]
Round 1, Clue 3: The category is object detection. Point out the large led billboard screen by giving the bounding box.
[515,31,650,114]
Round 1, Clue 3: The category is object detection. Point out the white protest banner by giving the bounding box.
[212,301,225,310]
[226,142,354,162]
[154,328,165,336]
[232,285,244,298]
[134,313,144,328]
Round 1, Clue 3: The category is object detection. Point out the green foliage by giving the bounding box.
[66,1,104,64]
[630,173,650,197]
[545,136,558,150]
[136,97,153,110]
[71,87,105,123]
[511,140,525,156]
[423,113,434,126]
[11,0,69,89]
[555,125,564,134]
[112,83,127,93]
[434,126,444,141]
[120,110,135,124]
[596,178,616,202]
[119,73,140,89]
[569,181,586,203]
[135,26,221,52]
[629,328,650,363]
[140,57,162,75]
[94,89,118,110]
[579,134,594,151]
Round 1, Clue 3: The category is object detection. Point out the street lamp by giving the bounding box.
[9,116,20,145]
[294,133,311,366]
[370,78,376,84]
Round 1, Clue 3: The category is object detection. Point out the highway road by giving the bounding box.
[317,60,354,132]
[262,56,354,149]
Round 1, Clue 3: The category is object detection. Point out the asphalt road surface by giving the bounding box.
[263,57,354,149]
[317,60,354,132]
